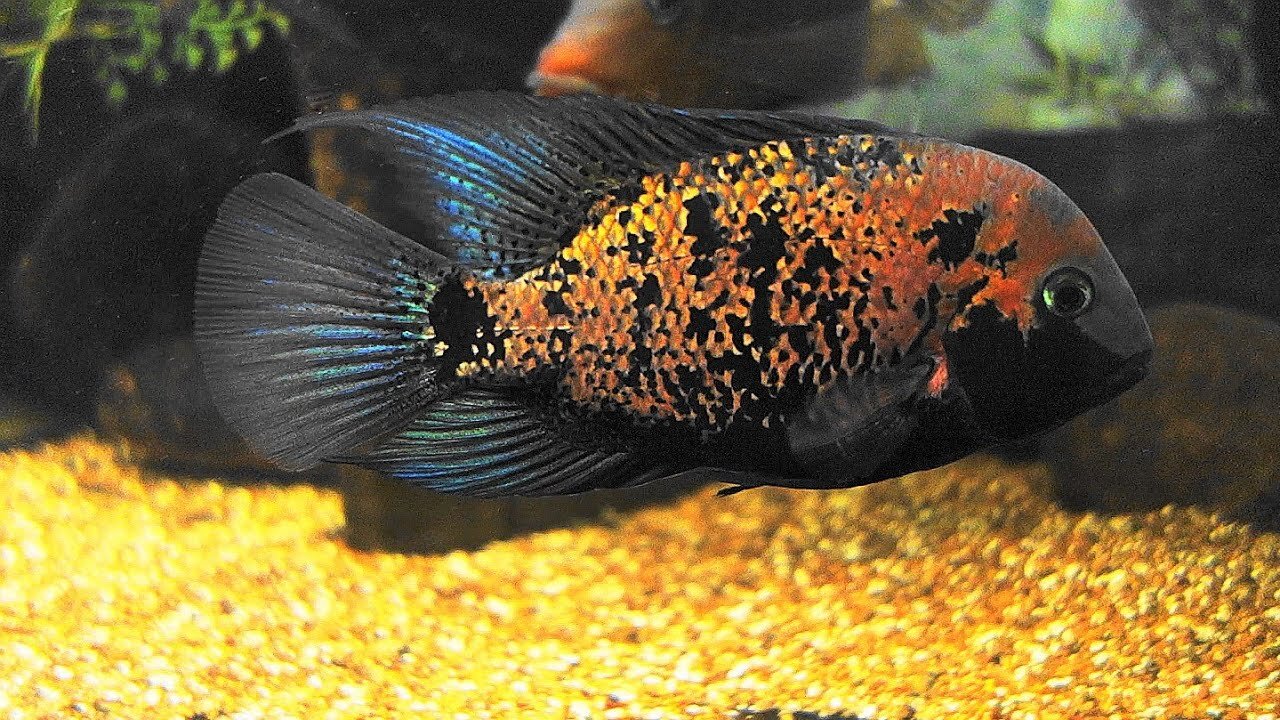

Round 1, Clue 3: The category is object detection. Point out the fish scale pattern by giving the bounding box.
[451,136,1038,433]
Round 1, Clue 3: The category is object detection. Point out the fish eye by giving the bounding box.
[1041,267,1094,319]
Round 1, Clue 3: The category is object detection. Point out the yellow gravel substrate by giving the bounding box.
[2,437,1279,719]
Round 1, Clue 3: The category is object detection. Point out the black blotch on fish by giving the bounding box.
[431,276,502,373]
[685,195,722,256]
[794,241,841,287]
[849,317,876,372]
[559,256,583,276]
[865,137,906,169]
[739,210,789,325]
[833,143,863,171]
[944,300,1146,441]
[955,276,991,313]
[544,290,572,317]
[906,282,943,355]
[688,256,717,278]
[623,232,653,264]
[634,274,662,308]
[882,285,899,310]
[737,210,783,271]
[623,274,664,385]
[919,206,986,270]
[786,326,816,385]
[685,309,717,344]
[611,183,645,205]
[975,240,1018,276]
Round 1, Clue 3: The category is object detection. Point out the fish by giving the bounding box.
[193,91,1153,497]
[528,0,995,109]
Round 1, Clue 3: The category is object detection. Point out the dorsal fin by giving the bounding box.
[284,91,891,276]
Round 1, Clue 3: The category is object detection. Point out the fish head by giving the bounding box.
[939,167,1153,442]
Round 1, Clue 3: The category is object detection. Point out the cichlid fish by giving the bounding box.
[194,92,1152,497]
[529,0,995,108]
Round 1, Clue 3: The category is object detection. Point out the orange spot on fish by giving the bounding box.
[538,42,595,78]
[927,357,949,398]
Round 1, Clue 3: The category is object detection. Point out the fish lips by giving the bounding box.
[941,302,1154,443]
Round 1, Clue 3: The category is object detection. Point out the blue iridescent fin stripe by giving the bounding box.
[194,173,452,471]
[282,91,893,278]
[338,389,676,498]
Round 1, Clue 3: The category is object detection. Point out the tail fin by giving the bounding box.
[194,173,452,471]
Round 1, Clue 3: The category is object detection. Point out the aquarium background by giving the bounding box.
[2,0,1279,717]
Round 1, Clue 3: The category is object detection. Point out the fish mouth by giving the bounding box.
[527,71,603,96]
[1090,346,1154,404]
[987,347,1153,442]
[1039,346,1153,426]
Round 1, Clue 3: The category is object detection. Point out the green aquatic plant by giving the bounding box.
[835,0,1207,137]
[1011,0,1191,129]
[2,0,290,139]
[1125,0,1260,113]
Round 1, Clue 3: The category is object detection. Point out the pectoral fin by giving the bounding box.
[783,356,942,485]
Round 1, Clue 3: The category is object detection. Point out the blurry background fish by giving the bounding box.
[529,0,1270,133]
[528,0,995,108]
[838,0,1268,136]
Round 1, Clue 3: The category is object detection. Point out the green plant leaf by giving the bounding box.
[185,42,205,69]
[8,0,295,136]
[240,25,263,51]
[215,46,237,73]
[106,76,127,104]
[22,50,48,135]
[139,26,161,55]
[119,50,147,73]
[267,11,289,34]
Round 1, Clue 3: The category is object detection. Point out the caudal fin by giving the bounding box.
[194,173,451,471]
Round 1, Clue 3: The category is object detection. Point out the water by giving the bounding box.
[1,1,1277,716]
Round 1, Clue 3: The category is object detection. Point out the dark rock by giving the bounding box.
[1042,302,1280,518]
[94,336,298,480]
[1229,481,1280,534]
[4,31,306,419]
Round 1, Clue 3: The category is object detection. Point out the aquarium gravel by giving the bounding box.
[2,438,1279,719]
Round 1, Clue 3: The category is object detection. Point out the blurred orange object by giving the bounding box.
[529,0,993,108]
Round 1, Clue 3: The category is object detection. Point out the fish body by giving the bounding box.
[528,0,995,108]
[195,92,1152,496]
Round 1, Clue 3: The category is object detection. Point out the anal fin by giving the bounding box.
[338,389,674,497]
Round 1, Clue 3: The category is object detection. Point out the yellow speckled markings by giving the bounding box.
[452,135,1057,431]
